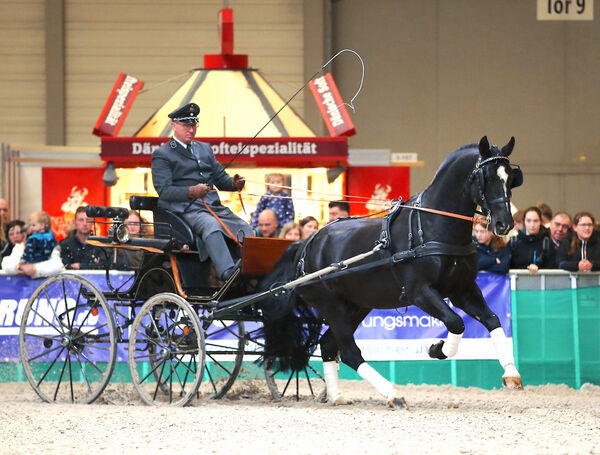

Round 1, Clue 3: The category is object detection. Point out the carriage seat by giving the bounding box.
[129,196,196,250]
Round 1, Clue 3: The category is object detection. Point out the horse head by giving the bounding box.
[466,136,522,235]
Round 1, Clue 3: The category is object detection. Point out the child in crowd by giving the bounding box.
[279,222,302,241]
[19,211,57,269]
[251,173,294,231]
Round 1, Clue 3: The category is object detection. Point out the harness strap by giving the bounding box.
[201,198,243,248]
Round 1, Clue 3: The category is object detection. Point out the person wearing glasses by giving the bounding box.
[151,103,253,281]
[557,211,599,272]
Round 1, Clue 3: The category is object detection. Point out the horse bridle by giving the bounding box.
[468,155,515,218]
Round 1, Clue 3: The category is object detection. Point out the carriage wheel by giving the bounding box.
[128,293,205,406]
[196,317,245,399]
[264,361,326,402]
[19,274,117,404]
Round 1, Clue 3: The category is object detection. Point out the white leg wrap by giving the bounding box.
[490,327,518,373]
[323,361,341,403]
[442,332,463,357]
[357,362,394,401]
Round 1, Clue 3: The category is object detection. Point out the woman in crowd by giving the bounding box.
[279,222,301,241]
[557,211,600,272]
[473,222,511,274]
[299,216,319,239]
[509,206,554,273]
[0,220,26,267]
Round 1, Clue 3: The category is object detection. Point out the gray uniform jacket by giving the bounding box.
[152,138,253,260]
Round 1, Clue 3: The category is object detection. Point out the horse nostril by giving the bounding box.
[495,222,508,234]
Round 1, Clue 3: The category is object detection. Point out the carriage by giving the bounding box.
[18,136,524,408]
[17,195,325,406]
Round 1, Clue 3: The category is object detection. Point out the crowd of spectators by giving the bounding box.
[473,202,599,275]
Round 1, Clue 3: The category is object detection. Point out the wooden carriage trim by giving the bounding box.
[169,253,188,299]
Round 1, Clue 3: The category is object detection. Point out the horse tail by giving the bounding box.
[258,241,323,373]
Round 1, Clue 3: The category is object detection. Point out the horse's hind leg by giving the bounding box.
[320,329,352,405]
[319,304,406,408]
[451,285,522,389]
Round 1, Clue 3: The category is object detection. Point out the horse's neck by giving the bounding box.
[418,153,478,243]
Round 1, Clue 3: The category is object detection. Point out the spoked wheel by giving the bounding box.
[196,317,245,399]
[264,360,326,402]
[19,274,117,404]
[129,293,205,406]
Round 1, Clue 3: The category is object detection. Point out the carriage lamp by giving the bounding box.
[107,222,130,244]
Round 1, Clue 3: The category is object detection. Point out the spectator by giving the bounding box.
[537,202,553,228]
[549,212,572,250]
[0,219,26,267]
[299,216,319,239]
[20,211,57,266]
[0,197,9,223]
[509,206,553,274]
[117,211,151,270]
[473,222,511,274]
[1,225,64,278]
[279,222,301,241]
[0,197,9,247]
[328,201,350,222]
[557,211,600,272]
[254,209,279,238]
[509,209,525,238]
[60,206,107,270]
[250,173,294,232]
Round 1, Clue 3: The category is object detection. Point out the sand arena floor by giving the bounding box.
[1,380,599,455]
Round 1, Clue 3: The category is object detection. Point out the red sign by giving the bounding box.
[42,168,108,241]
[309,73,356,137]
[100,137,348,168]
[93,73,144,137]
[347,166,410,216]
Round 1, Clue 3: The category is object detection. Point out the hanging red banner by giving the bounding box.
[93,73,144,137]
[309,73,356,137]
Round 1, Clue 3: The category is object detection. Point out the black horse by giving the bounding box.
[259,136,523,407]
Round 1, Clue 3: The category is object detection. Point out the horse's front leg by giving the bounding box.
[412,285,466,360]
[320,328,352,406]
[450,285,522,389]
[319,304,407,409]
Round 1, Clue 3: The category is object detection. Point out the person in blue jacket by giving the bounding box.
[473,222,511,274]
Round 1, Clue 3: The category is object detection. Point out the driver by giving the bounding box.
[151,103,253,281]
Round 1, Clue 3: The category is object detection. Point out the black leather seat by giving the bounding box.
[129,196,196,249]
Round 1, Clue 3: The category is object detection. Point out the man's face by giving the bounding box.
[172,121,197,144]
[0,198,9,223]
[550,215,571,242]
[328,206,348,222]
[74,212,93,236]
[258,213,278,238]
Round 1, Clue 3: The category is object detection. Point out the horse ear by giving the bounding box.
[501,136,515,156]
[478,136,491,159]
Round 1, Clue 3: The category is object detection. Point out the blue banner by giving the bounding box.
[0,271,510,362]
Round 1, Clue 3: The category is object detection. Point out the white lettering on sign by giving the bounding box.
[105,75,138,126]
[131,142,161,155]
[537,0,593,20]
[211,142,318,158]
[313,76,345,127]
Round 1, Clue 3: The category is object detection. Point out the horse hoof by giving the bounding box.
[314,389,328,403]
[332,396,353,406]
[502,376,523,390]
[387,397,409,410]
[428,340,448,360]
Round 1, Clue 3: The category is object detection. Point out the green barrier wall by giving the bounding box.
[511,286,600,388]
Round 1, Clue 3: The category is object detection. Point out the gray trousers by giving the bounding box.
[203,231,235,279]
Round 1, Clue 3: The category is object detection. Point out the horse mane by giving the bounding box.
[424,143,481,192]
